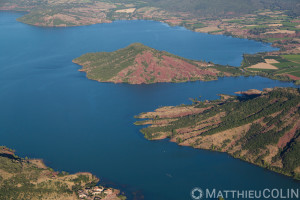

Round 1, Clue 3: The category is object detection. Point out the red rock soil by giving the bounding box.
[285,74,300,80]
[110,51,217,84]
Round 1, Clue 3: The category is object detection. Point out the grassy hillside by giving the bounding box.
[0,147,125,200]
[73,43,243,84]
[135,87,300,179]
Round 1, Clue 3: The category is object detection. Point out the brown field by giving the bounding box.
[265,30,296,34]
[115,8,136,13]
[265,59,279,64]
[195,26,220,33]
[268,24,282,27]
[248,62,278,69]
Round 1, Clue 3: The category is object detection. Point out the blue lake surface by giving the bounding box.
[0,11,299,200]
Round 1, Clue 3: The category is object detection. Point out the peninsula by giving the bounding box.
[135,87,300,179]
[73,43,242,84]
[0,146,126,200]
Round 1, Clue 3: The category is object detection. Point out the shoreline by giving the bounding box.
[0,146,127,199]
[0,9,280,48]
[135,87,300,180]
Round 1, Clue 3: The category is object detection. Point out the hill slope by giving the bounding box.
[73,43,242,84]
[142,0,300,17]
[135,87,300,179]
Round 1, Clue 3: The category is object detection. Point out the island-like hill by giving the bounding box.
[135,87,300,179]
[73,43,242,84]
[0,146,126,200]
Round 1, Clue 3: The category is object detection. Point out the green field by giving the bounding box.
[273,61,299,68]
[282,54,300,63]
[274,55,300,77]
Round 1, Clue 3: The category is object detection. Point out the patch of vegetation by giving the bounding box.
[242,54,265,67]
[281,134,300,172]
[73,43,145,81]
[282,54,300,63]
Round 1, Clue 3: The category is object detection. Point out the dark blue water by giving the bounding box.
[0,11,299,200]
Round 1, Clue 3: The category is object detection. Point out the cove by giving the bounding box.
[0,11,299,200]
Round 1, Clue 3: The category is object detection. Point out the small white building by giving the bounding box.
[79,193,87,199]
[93,186,104,192]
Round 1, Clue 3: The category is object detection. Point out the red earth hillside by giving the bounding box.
[73,43,241,84]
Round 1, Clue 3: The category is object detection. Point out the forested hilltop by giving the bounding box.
[73,43,243,84]
[135,87,300,179]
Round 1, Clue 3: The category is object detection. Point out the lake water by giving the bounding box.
[0,11,299,200]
